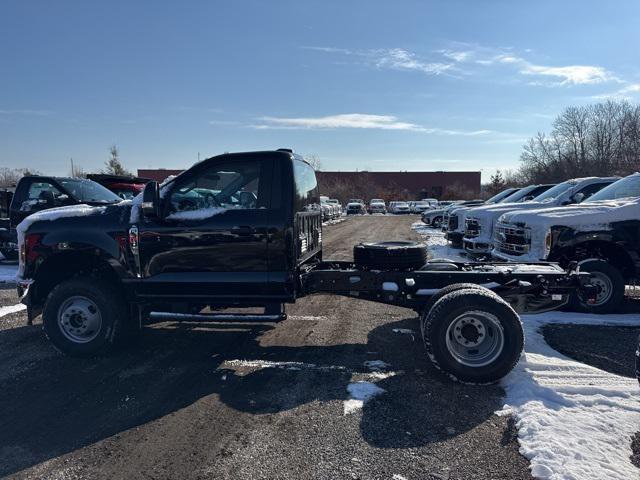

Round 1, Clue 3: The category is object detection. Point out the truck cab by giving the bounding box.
[17,151,322,325]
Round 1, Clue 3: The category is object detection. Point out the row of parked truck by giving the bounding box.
[421,174,640,313]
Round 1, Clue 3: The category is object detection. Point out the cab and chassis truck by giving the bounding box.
[16,150,595,384]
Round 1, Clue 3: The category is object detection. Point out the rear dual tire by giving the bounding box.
[421,287,523,384]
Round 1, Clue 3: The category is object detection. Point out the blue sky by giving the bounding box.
[1,1,639,180]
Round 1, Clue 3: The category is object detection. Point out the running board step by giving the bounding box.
[149,312,287,322]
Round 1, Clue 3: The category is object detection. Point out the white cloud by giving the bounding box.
[304,46,456,77]
[491,53,616,85]
[522,64,615,85]
[254,113,492,136]
[258,113,422,130]
[590,82,640,100]
[306,43,626,88]
[374,48,454,75]
[439,49,471,62]
[619,83,640,94]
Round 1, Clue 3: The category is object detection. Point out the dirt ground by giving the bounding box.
[0,215,537,480]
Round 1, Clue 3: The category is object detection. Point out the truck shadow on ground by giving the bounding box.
[0,316,506,476]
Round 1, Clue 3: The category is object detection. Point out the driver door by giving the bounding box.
[137,155,273,299]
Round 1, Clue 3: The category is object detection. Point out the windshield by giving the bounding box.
[532,181,575,202]
[486,188,517,204]
[58,179,121,203]
[586,174,640,202]
[501,185,539,203]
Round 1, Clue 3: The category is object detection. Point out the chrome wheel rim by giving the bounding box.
[445,310,505,367]
[57,296,102,343]
[583,272,613,306]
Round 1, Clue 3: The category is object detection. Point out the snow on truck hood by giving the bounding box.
[498,197,640,230]
[16,204,108,237]
[15,204,109,278]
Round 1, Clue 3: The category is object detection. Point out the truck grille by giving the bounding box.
[464,217,481,238]
[494,223,530,255]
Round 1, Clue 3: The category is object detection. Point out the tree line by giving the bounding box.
[486,99,640,196]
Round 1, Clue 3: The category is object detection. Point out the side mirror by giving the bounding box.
[142,181,160,219]
[572,192,585,204]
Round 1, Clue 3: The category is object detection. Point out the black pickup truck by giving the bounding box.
[1,176,123,260]
[16,150,595,383]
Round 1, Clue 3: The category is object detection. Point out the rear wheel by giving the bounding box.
[567,259,625,314]
[43,277,129,357]
[420,283,489,339]
[422,288,523,384]
[431,216,443,228]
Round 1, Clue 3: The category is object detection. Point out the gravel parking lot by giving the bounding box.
[0,215,638,479]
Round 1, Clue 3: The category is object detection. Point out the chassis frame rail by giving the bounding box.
[300,261,594,314]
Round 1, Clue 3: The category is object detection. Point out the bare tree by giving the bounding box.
[0,167,40,187]
[518,100,640,183]
[304,154,322,171]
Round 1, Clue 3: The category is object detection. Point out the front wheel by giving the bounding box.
[422,288,523,384]
[567,259,625,314]
[43,277,129,357]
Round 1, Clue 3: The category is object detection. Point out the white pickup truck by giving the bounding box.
[493,173,640,313]
[445,187,520,248]
[463,178,618,257]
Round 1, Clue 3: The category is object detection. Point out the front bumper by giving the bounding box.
[463,237,493,254]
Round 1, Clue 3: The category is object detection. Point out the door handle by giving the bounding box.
[232,226,254,236]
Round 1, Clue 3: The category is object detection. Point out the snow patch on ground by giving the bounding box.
[501,311,640,480]
[323,218,346,226]
[343,381,385,415]
[411,223,467,262]
[0,304,26,318]
[363,360,390,371]
[287,315,329,321]
[392,328,414,335]
[222,359,346,372]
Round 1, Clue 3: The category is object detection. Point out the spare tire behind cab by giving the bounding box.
[354,241,427,270]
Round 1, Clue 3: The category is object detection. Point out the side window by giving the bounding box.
[293,160,319,213]
[577,182,609,201]
[22,182,68,211]
[167,159,264,217]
